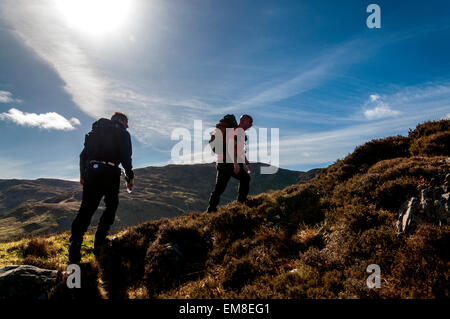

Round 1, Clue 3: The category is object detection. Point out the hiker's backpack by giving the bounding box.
[84,118,120,162]
[209,114,238,155]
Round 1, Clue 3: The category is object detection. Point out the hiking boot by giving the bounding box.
[68,240,82,264]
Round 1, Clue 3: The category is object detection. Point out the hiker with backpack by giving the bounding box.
[207,114,253,213]
[68,112,134,264]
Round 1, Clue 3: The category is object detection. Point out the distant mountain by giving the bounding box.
[0,163,322,241]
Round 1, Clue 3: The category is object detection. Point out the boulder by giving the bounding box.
[0,265,59,299]
[397,184,450,234]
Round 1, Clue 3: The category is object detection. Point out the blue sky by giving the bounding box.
[0,0,449,180]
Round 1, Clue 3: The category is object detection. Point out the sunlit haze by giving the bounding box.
[55,0,133,36]
[0,0,449,179]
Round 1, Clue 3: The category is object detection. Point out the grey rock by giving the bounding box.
[420,189,434,219]
[0,265,59,299]
[397,197,418,233]
[397,186,450,234]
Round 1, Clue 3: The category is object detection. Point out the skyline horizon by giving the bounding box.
[1,0,449,179]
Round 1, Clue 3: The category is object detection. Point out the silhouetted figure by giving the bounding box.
[207,114,253,213]
[69,112,134,264]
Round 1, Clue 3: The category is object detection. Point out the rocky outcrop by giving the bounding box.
[397,173,450,233]
[0,265,59,299]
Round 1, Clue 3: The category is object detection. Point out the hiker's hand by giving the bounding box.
[80,178,84,185]
[127,178,134,190]
[234,163,240,174]
[247,164,252,174]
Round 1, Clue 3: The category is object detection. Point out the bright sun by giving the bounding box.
[55,0,133,36]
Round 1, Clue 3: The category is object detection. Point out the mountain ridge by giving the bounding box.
[0,162,322,241]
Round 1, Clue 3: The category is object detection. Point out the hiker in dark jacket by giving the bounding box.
[207,114,253,213]
[69,112,134,264]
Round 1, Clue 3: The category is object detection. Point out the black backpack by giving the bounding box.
[209,114,238,155]
[85,118,120,162]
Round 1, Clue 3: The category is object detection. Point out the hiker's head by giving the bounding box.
[239,114,253,130]
[111,112,129,129]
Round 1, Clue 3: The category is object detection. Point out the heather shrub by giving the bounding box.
[346,226,400,263]
[273,185,324,231]
[144,224,212,296]
[98,221,161,299]
[271,263,321,298]
[346,136,410,167]
[334,136,410,182]
[342,204,393,234]
[291,227,324,250]
[373,177,418,211]
[211,205,262,242]
[409,119,450,156]
[20,238,55,258]
[387,224,450,298]
[48,262,102,300]
[222,256,257,290]
[410,131,450,156]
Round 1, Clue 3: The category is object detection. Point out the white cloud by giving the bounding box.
[363,94,400,120]
[364,103,400,120]
[443,113,450,120]
[0,90,22,103]
[69,117,80,125]
[369,94,380,102]
[0,108,81,130]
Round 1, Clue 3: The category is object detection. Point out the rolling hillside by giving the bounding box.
[0,163,320,241]
[0,119,448,299]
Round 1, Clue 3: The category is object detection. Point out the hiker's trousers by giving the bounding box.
[70,163,121,243]
[207,163,250,212]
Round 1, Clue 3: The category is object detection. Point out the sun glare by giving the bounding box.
[55,0,133,36]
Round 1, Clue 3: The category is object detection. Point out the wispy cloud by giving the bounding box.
[0,108,80,130]
[0,0,219,145]
[0,90,22,103]
[225,39,370,112]
[2,0,448,157]
[1,0,108,118]
[277,82,450,168]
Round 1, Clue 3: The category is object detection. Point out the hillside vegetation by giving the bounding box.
[1,119,449,299]
[0,163,311,241]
